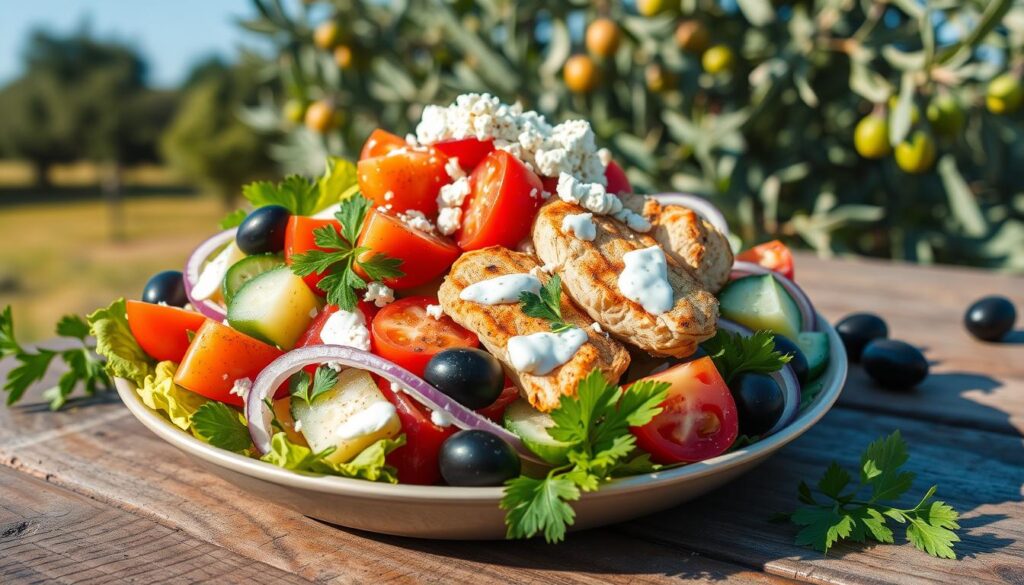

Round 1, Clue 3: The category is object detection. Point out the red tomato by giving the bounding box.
[370,297,479,377]
[605,160,632,195]
[477,384,520,422]
[358,150,449,216]
[433,138,494,172]
[294,302,378,348]
[457,150,545,251]
[736,240,795,280]
[174,320,284,407]
[540,176,558,196]
[125,301,206,362]
[284,216,343,294]
[376,377,456,485]
[355,210,460,290]
[360,129,406,160]
[630,357,738,464]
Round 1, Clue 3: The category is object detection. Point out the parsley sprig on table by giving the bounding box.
[501,371,670,542]
[701,328,791,384]
[1,306,110,410]
[519,275,573,333]
[288,194,404,311]
[783,431,961,559]
[289,365,339,405]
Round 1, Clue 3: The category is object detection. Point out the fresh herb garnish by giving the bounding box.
[501,371,670,542]
[701,328,791,384]
[218,209,247,229]
[288,195,404,310]
[519,275,573,333]
[783,431,961,558]
[289,365,339,405]
[190,402,253,453]
[1,306,112,410]
[241,157,358,216]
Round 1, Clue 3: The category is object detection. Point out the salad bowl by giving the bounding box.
[115,314,846,540]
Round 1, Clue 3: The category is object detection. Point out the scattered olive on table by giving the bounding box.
[729,372,785,437]
[236,205,292,255]
[142,270,188,307]
[772,334,808,385]
[861,339,929,389]
[964,296,1017,342]
[424,348,505,409]
[439,430,522,487]
[835,313,889,361]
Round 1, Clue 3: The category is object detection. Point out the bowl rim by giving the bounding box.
[116,315,847,503]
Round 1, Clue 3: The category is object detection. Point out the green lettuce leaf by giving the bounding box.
[259,432,405,483]
[136,361,209,432]
[87,298,153,385]
[317,156,360,212]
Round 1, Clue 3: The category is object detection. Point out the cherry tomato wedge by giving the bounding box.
[370,297,478,377]
[457,150,544,251]
[433,138,494,172]
[735,240,795,280]
[360,129,406,160]
[284,216,343,294]
[295,302,378,348]
[355,210,460,290]
[174,320,284,407]
[376,377,456,485]
[630,357,738,464]
[604,160,632,195]
[125,300,206,362]
[477,384,520,422]
[358,150,449,216]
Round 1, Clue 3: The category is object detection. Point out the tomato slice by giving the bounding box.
[375,376,456,485]
[360,129,407,160]
[476,384,519,422]
[630,357,738,463]
[736,240,795,280]
[285,216,343,294]
[358,150,449,216]
[605,160,632,195]
[370,297,479,377]
[126,300,207,362]
[457,150,545,251]
[294,302,378,348]
[174,320,284,407]
[433,138,494,172]
[355,210,460,290]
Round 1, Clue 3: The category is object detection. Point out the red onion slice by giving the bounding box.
[245,345,546,465]
[729,261,817,332]
[649,193,730,237]
[183,229,235,321]
[717,318,800,436]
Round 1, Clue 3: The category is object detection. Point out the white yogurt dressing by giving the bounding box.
[191,242,244,301]
[618,246,675,315]
[507,327,588,376]
[319,309,371,351]
[335,401,398,440]
[459,273,542,305]
[561,212,596,241]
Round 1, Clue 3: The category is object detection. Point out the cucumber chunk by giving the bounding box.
[227,266,318,349]
[796,331,830,381]
[718,274,802,339]
[222,254,284,304]
[290,368,401,464]
[503,399,572,465]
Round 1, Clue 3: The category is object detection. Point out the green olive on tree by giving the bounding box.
[636,0,666,17]
[986,73,1023,115]
[283,99,307,124]
[305,100,338,134]
[894,131,937,174]
[854,114,892,159]
[586,18,621,59]
[702,45,735,76]
[564,55,600,94]
[926,95,965,138]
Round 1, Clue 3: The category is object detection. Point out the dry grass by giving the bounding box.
[0,195,224,342]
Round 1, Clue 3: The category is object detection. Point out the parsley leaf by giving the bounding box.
[219,209,248,229]
[501,370,670,542]
[289,365,339,405]
[701,328,792,384]
[785,431,961,558]
[519,275,573,333]
[191,402,253,453]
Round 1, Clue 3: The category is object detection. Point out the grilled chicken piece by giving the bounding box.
[532,200,718,358]
[619,193,733,293]
[438,247,630,412]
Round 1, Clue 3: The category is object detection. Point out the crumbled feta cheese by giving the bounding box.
[390,381,404,394]
[438,177,471,207]
[437,207,463,236]
[384,191,394,201]
[613,208,653,233]
[598,147,612,166]
[591,322,604,334]
[157,301,169,307]
[540,261,560,273]
[397,210,436,234]
[325,361,344,372]
[430,409,454,428]
[405,133,418,146]
[377,204,393,213]
[561,212,597,241]
[444,157,465,180]
[363,282,395,308]
[319,309,371,351]
[556,173,622,215]
[293,420,303,433]
[309,307,319,319]
[533,120,606,184]
[230,377,252,399]
[425,304,444,320]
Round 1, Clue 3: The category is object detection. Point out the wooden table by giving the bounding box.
[2,254,1022,584]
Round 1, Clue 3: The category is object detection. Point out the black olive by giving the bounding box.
[424,348,505,409]
[439,430,521,487]
[964,296,1016,342]
[236,205,291,255]
[861,339,929,389]
[835,313,888,361]
[729,373,785,437]
[772,334,808,385]
[142,270,188,307]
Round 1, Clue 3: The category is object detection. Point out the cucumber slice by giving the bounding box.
[796,331,830,381]
[719,274,802,339]
[222,254,284,304]
[503,399,572,465]
[227,266,318,349]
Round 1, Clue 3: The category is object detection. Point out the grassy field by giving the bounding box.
[0,195,224,342]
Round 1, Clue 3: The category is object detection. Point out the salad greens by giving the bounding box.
[137,360,208,431]
[191,402,253,454]
[88,298,155,385]
[260,432,405,483]
[702,328,791,384]
[242,156,358,216]
[289,365,339,405]
[518,275,573,333]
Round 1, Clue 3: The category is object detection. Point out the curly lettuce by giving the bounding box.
[137,361,209,432]
[260,432,405,483]
[87,298,153,385]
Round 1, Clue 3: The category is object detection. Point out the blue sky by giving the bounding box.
[0,0,257,87]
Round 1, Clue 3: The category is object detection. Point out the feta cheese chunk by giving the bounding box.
[319,308,371,351]
[363,282,395,308]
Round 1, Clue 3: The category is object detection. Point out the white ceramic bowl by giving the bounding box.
[116,317,847,540]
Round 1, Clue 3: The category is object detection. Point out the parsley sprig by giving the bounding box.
[501,371,670,542]
[702,328,792,384]
[288,195,404,310]
[783,431,961,558]
[519,275,572,333]
[1,306,111,410]
[289,365,339,405]
[190,402,253,454]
